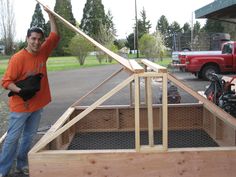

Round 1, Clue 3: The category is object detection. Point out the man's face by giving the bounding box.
[26,32,43,54]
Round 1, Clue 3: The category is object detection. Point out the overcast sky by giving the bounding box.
[13,0,214,41]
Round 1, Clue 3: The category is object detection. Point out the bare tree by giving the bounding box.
[0,0,15,55]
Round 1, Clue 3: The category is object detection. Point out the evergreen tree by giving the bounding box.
[125,33,135,51]
[156,15,170,47]
[193,21,201,36]
[54,0,76,56]
[80,0,107,43]
[96,10,116,45]
[136,7,151,38]
[105,10,116,37]
[156,15,169,37]
[202,19,224,33]
[168,21,181,49]
[182,23,191,34]
[30,3,47,32]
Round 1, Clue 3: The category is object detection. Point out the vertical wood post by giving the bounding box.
[135,74,140,151]
[144,65,148,105]
[147,77,154,147]
[130,82,133,106]
[162,73,168,151]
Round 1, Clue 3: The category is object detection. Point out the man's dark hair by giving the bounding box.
[27,27,44,38]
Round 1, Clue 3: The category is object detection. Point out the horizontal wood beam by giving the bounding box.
[141,59,167,73]
[29,149,236,177]
[129,60,144,73]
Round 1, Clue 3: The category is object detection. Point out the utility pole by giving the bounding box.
[135,0,139,58]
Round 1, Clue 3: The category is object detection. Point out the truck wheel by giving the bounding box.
[197,72,203,79]
[202,65,219,80]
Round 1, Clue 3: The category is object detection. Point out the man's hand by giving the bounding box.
[8,87,37,101]
[43,6,58,34]
[18,88,37,101]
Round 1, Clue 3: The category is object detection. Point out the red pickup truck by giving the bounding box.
[184,41,235,80]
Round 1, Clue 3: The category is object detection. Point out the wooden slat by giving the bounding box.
[36,0,135,73]
[138,72,164,78]
[147,77,154,147]
[129,60,144,73]
[129,82,133,106]
[141,59,167,73]
[30,107,75,153]
[29,149,236,177]
[135,75,140,151]
[162,73,168,150]
[31,75,135,153]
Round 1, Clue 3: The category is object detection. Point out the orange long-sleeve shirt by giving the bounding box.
[1,32,60,112]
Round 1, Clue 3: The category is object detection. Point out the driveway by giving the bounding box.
[0,65,212,136]
[40,64,128,128]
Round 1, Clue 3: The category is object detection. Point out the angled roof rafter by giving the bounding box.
[36,0,144,73]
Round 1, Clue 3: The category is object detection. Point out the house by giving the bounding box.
[0,45,5,55]
[195,0,236,23]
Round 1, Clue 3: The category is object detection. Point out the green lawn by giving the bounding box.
[155,58,172,67]
[0,55,118,76]
[47,55,118,71]
[0,55,171,76]
[0,56,9,76]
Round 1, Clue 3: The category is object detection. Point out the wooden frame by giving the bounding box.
[28,66,236,177]
[23,1,236,176]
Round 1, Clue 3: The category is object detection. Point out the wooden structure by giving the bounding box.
[26,1,236,176]
[195,0,236,24]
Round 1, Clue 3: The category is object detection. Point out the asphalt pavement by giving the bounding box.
[0,64,212,136]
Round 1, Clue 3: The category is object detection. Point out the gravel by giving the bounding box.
[0,87,9,137]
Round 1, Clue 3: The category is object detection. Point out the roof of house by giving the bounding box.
[195,0,236,23]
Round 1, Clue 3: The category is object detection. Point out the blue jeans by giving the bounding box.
[0,109,42,176]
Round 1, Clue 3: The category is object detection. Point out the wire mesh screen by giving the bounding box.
[68,107,163,150]
[66,104,221,150]
[203,108,236,147]
[60,74,236,151]
[167,105,218,148]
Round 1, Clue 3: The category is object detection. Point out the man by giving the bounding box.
[0,8,60,177]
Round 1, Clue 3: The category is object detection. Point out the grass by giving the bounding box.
[0,55,172,76]
[155,58,172,67]
[47,55,117,71]
[0,55,118,76]
[0,56,9,76]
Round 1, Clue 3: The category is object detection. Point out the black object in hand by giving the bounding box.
[8,73,43,101]
[18,88,37,101]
